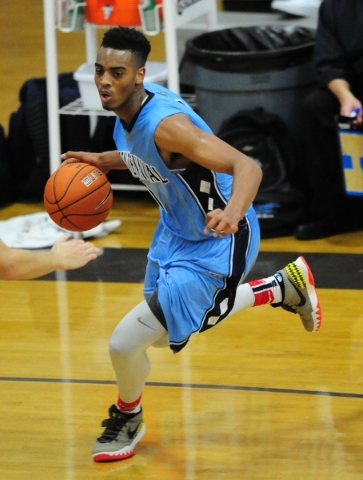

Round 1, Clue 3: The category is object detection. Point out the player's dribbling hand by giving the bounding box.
[61,151,106,170]
[204,209,239,237]
[61,150,124,174]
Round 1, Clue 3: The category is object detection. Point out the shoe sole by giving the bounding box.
[295,256,322,332]
[93,423,146,463]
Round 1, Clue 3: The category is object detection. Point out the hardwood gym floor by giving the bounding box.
[1,2,363,479]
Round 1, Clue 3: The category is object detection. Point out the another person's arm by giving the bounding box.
[314,1,362,122]
[0,235,100,280]
[328,78,363,122]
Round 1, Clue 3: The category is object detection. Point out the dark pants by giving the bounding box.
[302,86,363,221]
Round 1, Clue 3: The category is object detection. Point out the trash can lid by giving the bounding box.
[185,25,316,72]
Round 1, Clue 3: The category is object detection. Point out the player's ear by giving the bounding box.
[135,66,145,85]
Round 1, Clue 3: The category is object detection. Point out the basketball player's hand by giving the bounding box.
[52,234,100,269]
[61,151,106,171]
[61,150,125,174]
[204,209,240,237]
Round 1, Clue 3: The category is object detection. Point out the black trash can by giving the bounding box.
[179,25,316,138]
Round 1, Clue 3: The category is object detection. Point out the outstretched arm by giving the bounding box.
[0,235,100,280]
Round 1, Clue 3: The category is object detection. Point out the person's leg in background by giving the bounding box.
[294,86,363,240]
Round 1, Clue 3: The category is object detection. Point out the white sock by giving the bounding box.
[249,275,282,306]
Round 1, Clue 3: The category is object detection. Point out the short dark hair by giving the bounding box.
[100,27,151,68]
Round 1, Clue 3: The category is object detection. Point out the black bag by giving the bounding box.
[217,107,306,238]
[6,73,91,202]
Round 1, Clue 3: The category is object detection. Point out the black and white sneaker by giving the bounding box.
[92,404,145,462]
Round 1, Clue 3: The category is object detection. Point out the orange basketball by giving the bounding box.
[44,162,113,232]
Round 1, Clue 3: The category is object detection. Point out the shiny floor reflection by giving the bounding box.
[0,277,362,479]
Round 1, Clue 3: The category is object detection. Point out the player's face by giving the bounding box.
[94,47,145,115]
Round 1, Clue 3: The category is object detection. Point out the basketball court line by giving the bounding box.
[1,376,362,399]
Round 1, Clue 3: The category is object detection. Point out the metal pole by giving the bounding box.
[162,1,179,94]
[43,0,61,173]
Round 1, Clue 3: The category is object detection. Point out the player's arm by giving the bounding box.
[61,150,127,174]
[154,113,263,237]
[0,236,100,280]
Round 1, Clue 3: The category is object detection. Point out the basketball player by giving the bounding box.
[0,234,100,280]
[61,26,322,463]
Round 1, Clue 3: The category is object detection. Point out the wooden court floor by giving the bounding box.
[0,196,363,480]
[1,2,363,479]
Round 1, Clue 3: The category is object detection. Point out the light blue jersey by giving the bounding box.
[113,82,260,352]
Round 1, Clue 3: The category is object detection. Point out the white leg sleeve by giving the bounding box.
[227,283,255,317]
[109,300,167,403]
